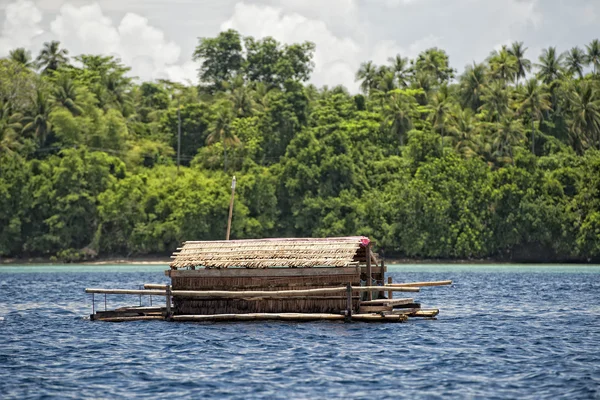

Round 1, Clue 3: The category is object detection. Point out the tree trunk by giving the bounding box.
[440,126,444,156]
[399,126,404,147]
[531,117,535,156]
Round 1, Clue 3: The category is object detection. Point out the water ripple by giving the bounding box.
[0,265,599,399]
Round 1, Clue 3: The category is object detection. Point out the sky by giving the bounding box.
[0,0,598,92]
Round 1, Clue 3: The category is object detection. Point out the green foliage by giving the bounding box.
[2,34,600,262]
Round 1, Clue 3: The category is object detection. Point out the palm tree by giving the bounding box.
[251,82,271,114]
[429,84,452,154]
[52,74,84,116]
[9,48,34,68]
[565,47,588,79]
[459,63,487,111]
[384,90,414,148]
[508,41,532,85]
[586,39,600,76]
[388,54,411,87]
[375,68,397,93]
[567,81,600,151]
[447,107,479,157]
[480,80,510,121]
[103,72,133,116]
[536,47,564,84]
[516,79,551,155]
[0,100,23,154]
[22,89,53,146]
[489,48,519,83]
[355,61,378,95]
[415,48,454,83]
[493,114,525,164]
[36,41,69,75]
[206,103,240,171]
[470,130,497,167]
[411,71,434,104]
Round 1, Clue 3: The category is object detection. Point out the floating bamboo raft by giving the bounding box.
[85,236,451,323]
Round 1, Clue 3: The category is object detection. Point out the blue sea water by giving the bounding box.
[0,264,599,399]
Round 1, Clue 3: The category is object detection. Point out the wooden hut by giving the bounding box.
[85,236,449,322]
[167,236,385,315]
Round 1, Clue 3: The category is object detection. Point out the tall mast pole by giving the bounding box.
[226,176,236,240]
[177,96,181,173]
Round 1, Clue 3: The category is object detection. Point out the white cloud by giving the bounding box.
[220,1,449,90]
[47,2,195,83]
[374,0,425,7]
[0,0,43,56]
[222,2,362,90]
[163,61,197,85]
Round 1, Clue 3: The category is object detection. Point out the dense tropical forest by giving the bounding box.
[1,30,600,262]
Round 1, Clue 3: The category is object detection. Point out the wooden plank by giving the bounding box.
[171,313,407,322]
[358,305,393,313]
[351,314,407,322]
[172,313,345,322]
[388,308,421,315]
[387,276,392,300]
[359,298,414,306]
[386,280,452,287]
[169,267,361,278]
[115,306,165,312]
[95,316,165,322]
[413,309,439,318]
[393,302,421,309]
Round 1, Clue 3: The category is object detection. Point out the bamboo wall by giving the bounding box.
[168,267,361,315]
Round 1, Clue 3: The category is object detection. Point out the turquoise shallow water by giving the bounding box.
[0,264,599,399]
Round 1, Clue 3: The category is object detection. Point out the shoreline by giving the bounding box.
[0,256,171,266]
[1,256,597,266]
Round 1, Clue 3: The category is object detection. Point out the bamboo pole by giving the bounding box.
[171,313,408,322]
[345,284,352,322]
[85,289,167,295]
[85,286,419,297]
[352,314,407,322]
[144,284,167,290]
[172,286,418,298]
[172,313,345,322]
[366,243,372,301]
[385,280,452,287]
[165,284,172,320]
[226,176,236,241]
[387,276,393,300]
[94,313,411,323]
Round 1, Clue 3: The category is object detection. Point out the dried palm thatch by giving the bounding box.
[170,236,371,269]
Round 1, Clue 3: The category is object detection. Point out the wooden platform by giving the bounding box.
[89,303,438,322]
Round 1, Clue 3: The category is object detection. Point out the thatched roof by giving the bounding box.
[170,236,371,269]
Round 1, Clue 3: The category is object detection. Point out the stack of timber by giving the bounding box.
[84,236,452,323]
